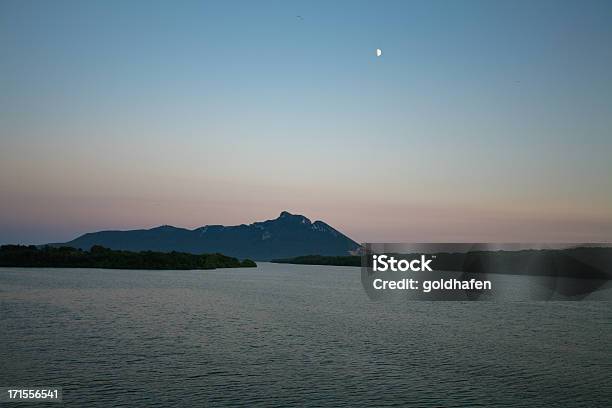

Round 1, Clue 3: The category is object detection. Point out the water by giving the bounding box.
[1,263,611,407]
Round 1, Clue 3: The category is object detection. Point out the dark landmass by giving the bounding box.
[273,247,612,280]
[52,211,360,261]
[0,245,257,270]
[273,255,361,267]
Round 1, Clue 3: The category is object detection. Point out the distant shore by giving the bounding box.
[273,255,361,267]
[0,245,257,270]
[273,248,612,280]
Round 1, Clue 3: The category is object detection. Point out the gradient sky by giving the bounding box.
[1,0,612,244]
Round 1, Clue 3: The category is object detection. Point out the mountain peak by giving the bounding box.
[276,211,312,225]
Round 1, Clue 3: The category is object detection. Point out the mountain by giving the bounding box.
[53,211,361,261]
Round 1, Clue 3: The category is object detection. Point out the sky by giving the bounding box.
[1,0,612,244]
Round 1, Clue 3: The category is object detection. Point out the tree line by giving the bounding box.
[0,245,257,270]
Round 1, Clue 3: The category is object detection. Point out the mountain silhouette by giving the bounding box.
[54,211,360,261]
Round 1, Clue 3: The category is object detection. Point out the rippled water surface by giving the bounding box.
[1,264,611,407]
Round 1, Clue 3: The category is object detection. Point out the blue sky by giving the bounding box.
[1,0,611,244]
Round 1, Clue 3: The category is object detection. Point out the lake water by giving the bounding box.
[1,263,611,407]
